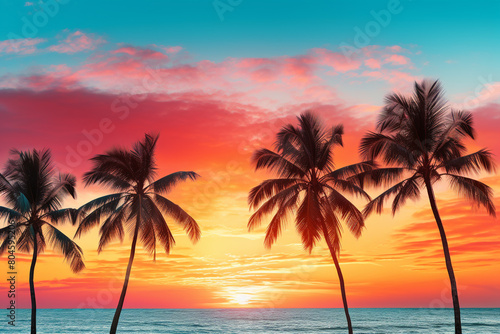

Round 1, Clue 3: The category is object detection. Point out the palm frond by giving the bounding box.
[0,206,22,221]
[82,171,132,191]
[445,174,496,217]
[45,223,85,272]
[43,208,80,226]
[78,193,125,214]
[320,197,342,254]
[147,171,199,194]
[83,149,135,187]
[390,176,421,215]
[252,148,305,178]
[431,136,467,163]
[263,191,300,249]
[325,161,376,180]
[348,167,406,188]
[138,209,157,259]
[76,196,125,237]
[16,224,46,254]
[0,225,19,254]
[0,173,14,194]
[97,204,128,253]
[441,110,475,141]
[327,178,371,201]
[145,197,176,255]
[295,187,323,252]
[248,183,305,231]
[442,149,496,175]
[133,133,159,184]
[326,187,364,238]
[360,132,416,166]
[248,178,303,209]
[154,194,200,242]
[40,173,77,212]
[363,174,420,217]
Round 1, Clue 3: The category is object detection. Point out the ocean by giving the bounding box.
[7,308,500,333]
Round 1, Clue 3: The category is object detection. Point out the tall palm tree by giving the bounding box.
[359,80,496,334]
[248,112,372,334]
[76,134,201,334]
[0,149,85,334]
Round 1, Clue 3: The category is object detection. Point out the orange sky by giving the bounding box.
[1,98,499,309]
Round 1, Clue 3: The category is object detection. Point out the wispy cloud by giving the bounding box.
[0,38,46,55]
[48,30,105,54]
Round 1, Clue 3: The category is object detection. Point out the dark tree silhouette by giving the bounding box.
[76,134,200,334]
[359,80,496,334]
[0,149,84,334]
[248,112,373,334]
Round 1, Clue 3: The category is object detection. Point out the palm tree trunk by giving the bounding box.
[322,224,354,334]
[424,179,462,334]
[110,198,141,334]
[29,227,37,334]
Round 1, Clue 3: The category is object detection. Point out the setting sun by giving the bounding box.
[233,294,252,305]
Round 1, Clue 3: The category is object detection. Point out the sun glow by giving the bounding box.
[224,286,267,306]
[233,293,252,305]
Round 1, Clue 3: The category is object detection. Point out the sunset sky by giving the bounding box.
[0,0,499,309]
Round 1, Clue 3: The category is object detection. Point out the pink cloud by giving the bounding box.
[357,69,418,86]
[360,45,412,69]
[0,43,419,110]
[283,56,317,84]
[0,38,45,55]
[48,31,105,54]
[455,82,500,109]
[163,46,183,54]
[387,45,403,53]
[386,54,410,65]
[234,57,282,82]
[112,45,168,60]
[364,58,382,69]
[311,48,362,72]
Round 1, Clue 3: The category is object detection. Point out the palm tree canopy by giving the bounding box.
[359,79,496,216]
[76,134,200,258]
[248,112,373,253]
[0,149,84,272]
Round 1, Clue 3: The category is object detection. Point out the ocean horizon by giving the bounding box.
[8,308,500,333]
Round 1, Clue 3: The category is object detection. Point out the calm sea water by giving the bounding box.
[7,308,500,333]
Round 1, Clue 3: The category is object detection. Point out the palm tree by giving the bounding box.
[248,112,373,334]
[75,134,201,334]
[0,149,85,334]
[359,80,496,334]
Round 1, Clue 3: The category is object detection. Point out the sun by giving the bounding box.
[223,286,267,306]
[233,293,252,305]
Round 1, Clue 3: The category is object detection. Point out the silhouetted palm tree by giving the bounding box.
[76,134,200,334]
[0,149,84,334]
[248,112,372,334]
[359,80,496,334]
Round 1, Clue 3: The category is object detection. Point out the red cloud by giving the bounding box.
[469,103,500,156]
[0,86,369,178]
[388,196,500,271]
